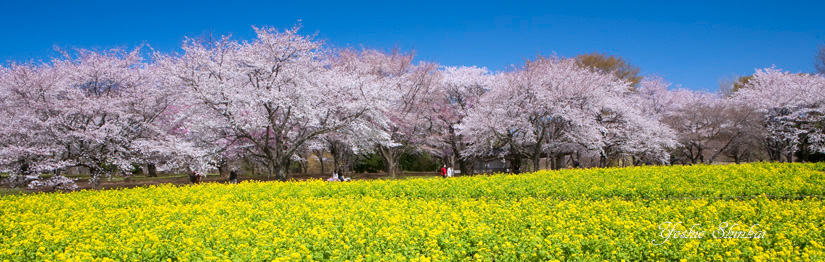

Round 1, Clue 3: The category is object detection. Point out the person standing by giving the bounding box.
[229,170,238,184]
[447,166,454,177]
[440,165,447,178]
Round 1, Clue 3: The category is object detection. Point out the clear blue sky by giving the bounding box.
[2,0,823,91]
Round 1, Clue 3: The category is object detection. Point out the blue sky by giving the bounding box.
[2,0,823,91]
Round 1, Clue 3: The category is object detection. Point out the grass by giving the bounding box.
[0,188,28,196]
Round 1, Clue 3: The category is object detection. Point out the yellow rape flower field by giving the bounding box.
[1,163,824,261]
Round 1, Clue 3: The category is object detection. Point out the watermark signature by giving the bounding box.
[652,222,766,245]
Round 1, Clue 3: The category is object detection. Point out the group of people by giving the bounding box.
[326,169,351,182]
[439,165,454,178]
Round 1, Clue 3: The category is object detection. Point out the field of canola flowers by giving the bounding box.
[1,162,824,261]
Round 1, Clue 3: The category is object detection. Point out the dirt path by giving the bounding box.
[5,171,443,194]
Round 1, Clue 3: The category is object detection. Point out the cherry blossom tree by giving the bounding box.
[660,89,727,164]
[304,48,398,176]
[733,68,825,162]
[159,26,390,180]
[0,62,65,177]
[597,96,676,167]
[656,84,771,165]
[461,56,633,171]
[0,47,179,187]
[341,49,437,177]
[426,66,491,174]
[460,57,680,171]
[630,76,681,164]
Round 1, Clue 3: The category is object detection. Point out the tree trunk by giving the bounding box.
[319,156,326,175]
[452,146,471,176]
[510,154,522,174]
[532,153,541,172]
[267,160,275,179]
[19,161,31,176]
[449,126,467,175]
[277,166,287,181]
[147,163,158,177]
[269,158,290,181]
[89,167,104,189]
[459,158,469,176]
[554,154,565,170]
[765,138,782,162]
[378,145,402,178]
[314,150,326,175]
[575,151,582,168]
[329,141,352,176]
[217,158,228,177]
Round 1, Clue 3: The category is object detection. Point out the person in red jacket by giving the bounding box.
[440,165,447,178]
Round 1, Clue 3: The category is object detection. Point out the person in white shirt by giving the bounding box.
[447,166,454,177]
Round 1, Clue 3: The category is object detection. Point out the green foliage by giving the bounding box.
[399,151,440,172]
[130,163,143,175]
[99,162,119,174]
[353,153,384,173]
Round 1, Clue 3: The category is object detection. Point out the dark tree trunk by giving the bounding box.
[314,150,327,175]
[510,153,522,174]
[765,138,783,162]
[328,140,353,176]
[266,160,275,180]
[273,158,289,181]
[217,158,228,177]
[147,163,158,177]
[452,147,469,176]
[799,136,809,163]
[459,158,469,176]
[554,154,565,170]
[378,145,403,177]
[19,161,31,176]
[532,152,541,172]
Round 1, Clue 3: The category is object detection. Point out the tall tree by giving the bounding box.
[460,56,656,171]
[0,48,178,186]
[347,49,437,177]
[427,66,491,174]
[662,90,730,164]
[159,26,387,180]
[733,68,825,162]
[576,52,643,88]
